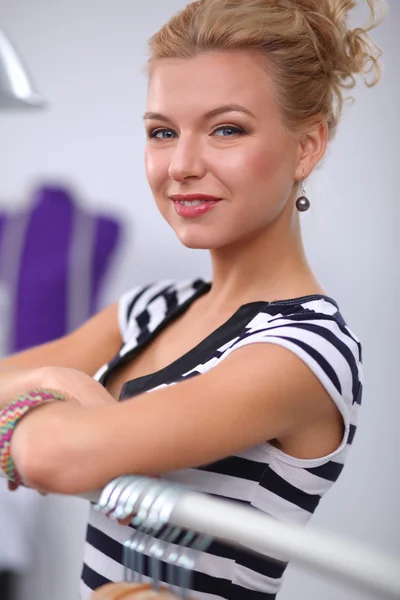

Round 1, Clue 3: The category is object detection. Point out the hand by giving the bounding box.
[118,515,135,526]
[1,365,116,410]
[33,366,117,408]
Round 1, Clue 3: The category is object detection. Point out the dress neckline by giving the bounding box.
[116,279,338,401]
[198,279,338,309]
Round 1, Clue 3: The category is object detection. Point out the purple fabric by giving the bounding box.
[0,185,122,353]
[0,215,5,243]
[91,216,122,315]
[18,187,74,346]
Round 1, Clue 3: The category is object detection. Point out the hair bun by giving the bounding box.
[291,0,386,87]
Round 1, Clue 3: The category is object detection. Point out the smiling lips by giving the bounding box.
[170,194,222,218]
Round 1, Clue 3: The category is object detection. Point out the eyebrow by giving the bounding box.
[142,104,256,122]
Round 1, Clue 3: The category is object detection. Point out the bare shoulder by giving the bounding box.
[0,301,121,376]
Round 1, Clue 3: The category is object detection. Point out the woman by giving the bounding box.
[0,0,384,598]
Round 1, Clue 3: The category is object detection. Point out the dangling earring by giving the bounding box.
[296,172,310,212]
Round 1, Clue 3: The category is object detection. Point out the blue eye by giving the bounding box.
[149,129,177,139]
[213,125,244,137]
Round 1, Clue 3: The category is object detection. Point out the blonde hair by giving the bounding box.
[146,0,386,140]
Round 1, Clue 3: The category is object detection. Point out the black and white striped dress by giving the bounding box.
[81,278,362,599]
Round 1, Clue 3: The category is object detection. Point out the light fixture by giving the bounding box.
[0,28,47,110]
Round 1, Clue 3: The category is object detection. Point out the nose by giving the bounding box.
[168,135,206,182]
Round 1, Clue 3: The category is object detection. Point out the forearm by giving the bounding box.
[11,383,221,496]
[9,366,253,495]
[11,348,288,495]
[10,396,172,495]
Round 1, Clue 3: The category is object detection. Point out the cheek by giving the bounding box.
[221,139,294,227]
[239,143,288,187]
[144,148,165,192]
[144,149,155,186]
[214,137,289,196]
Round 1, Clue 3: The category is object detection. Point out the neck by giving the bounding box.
[205,207,323,311]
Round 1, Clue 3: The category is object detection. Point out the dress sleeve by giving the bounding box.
[117,280,176,343]
[117,284,151,343]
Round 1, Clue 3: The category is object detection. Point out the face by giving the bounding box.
[144,50,299,249]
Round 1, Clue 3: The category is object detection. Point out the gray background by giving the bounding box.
[0,1,398,599]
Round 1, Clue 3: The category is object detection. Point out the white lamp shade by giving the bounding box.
[0,28,46,110]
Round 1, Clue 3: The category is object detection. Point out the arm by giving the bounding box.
[11,343,343,495]
[0,302,121,408]
[0,301,121,375]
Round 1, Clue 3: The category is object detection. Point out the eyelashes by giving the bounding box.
[147,125,246,140]
[147,129,175,140]
[213,125,246,138]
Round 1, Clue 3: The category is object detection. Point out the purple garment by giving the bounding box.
[0,184,122,353]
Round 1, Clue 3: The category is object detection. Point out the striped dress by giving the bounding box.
[81,278,362,600]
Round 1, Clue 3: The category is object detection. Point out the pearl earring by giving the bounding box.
[296,173,310,212]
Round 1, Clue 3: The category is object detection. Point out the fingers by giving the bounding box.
[91,583,151,598]
[118,515,134,526]
[91,583,182,599]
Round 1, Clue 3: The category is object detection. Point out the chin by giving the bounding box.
[177,236,211,250]
[173,228,217,250]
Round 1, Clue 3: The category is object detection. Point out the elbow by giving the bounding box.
[11,410,74,495]
[12,403,112,496]
[14,429,68,494]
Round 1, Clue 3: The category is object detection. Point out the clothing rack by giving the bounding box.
[2,469,400,598]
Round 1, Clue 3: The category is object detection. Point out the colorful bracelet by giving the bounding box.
[0,388,67,485]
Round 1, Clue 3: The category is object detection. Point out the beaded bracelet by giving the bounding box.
[0,388,67,485]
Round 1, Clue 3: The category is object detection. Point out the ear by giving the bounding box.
[294,118,328,181]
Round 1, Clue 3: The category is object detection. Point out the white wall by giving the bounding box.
[0,1,399,599]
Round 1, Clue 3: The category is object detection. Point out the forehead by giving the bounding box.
[146,51,278,117]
